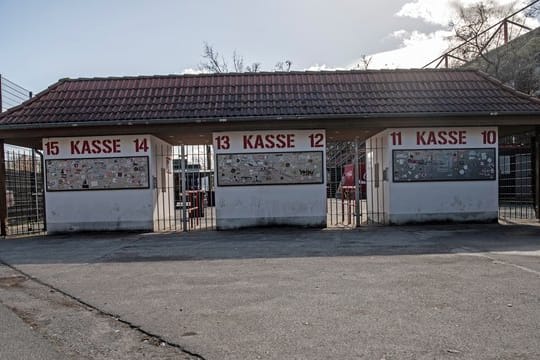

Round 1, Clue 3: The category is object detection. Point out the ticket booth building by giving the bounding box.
[0,69,539,233]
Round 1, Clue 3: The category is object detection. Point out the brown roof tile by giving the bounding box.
[2,69,540,127]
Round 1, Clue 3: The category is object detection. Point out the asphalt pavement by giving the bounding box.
[0,301,68,360]
[0,224,539,359]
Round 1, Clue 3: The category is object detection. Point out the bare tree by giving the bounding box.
[199,43,290,73]
[246,63,262,72]
[199,42,228,73]
[448,1,540,94]
[274,60,292,71]
[448,1,532,72]
[358,55,372,70]
[232,50,244,72]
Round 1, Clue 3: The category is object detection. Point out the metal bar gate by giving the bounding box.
[498,130,539,222]
[326,140,386,227]
[2,145,45,236]
[154,144,216,232]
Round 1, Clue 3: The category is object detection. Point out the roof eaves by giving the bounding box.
[0,78,69,120]
[473,70,540,104]
[2,110,540,130]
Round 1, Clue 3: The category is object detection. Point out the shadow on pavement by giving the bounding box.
[1,223,540,265]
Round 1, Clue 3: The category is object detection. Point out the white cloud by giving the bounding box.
[350,30,450,69]
[390,29,410,40]
[397,0,533,26]
[181,68,208,75]
[348,0,539,70]
[397,0,455,26]
[305,64,345,71]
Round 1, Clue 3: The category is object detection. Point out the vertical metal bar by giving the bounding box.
[0,74,3,112]
[373,137,381,224]
[0,140,7,236]
[533,126,540,220]
[380,138,386,224]
[173,146,179,231]
[359,152,365,223]
[0,74,4,113]
[206,144,213,215]
[369,138,375,224]
[503,20,509,44]
[336,146,341,226]
[209,144,215,229]
[168,145,173,231]
[180,145,188,232]
[32,149,39,224]
[444,54,449,69]
[377,138,383,225]
[203,145,208,230]
[354,137,360,227]
[160,144,166,231]
[37,150,46,231]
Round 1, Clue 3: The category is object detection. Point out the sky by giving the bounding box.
[0,0,537,94]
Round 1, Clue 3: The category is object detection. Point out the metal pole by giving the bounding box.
[503,20,509,44]
[354,137,361,227]
[0,139,7,236]
[206,144,213,207]
[0,74,3,112]
[32,149,39,223]
[535,126,540,220]
[180,145,188,231]
[37,150,46,231]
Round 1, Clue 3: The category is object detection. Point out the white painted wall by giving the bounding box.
[213,130,327,229]
[43,135,172,233]
[366,127,498,224]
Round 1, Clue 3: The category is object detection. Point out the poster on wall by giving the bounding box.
[217,151,324,186]
[46,156,150,191]
[393,148,496,182]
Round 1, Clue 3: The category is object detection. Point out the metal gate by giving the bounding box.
[154,144,216,231]
[2,146,45,236]
[326,139,386,227]
[154,140,389,232]
[498,131,539,221]
[7,133,539,235]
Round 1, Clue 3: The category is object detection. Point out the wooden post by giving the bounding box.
[0,139,7,236]
[503,20,509,44]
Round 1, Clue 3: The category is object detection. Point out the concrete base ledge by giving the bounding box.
[217,216,327,230]
[47,221,153,234]
[387,211,499,225]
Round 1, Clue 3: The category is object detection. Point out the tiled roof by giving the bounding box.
[2,69,540,126]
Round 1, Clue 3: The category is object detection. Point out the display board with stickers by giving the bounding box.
[46,156,150,191]
[217,151,324,186]
[392,148,496,182]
